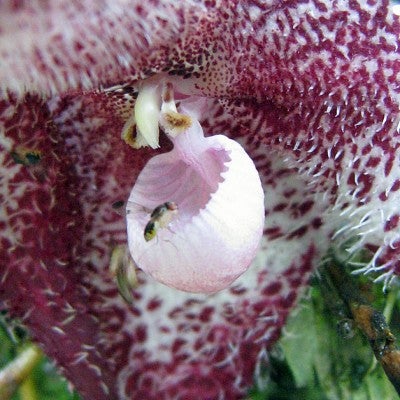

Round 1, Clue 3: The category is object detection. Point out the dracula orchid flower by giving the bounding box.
[0,1,400,399]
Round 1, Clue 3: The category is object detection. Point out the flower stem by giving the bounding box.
[383,289,397,324]
[323,261,400,395]
[0,345,42,400]
[18,373,38,400]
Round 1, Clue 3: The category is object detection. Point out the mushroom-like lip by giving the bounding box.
[126,120,265,293]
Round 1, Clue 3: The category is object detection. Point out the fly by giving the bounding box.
[144,201,178,241]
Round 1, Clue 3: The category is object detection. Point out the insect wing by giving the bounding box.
[144,220,157,241]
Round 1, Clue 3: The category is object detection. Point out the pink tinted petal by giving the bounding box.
[127,117,264,293]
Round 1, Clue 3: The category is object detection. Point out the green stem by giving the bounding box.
[0,345,42,400]
[19,373,38,400]
[383,289,397,324]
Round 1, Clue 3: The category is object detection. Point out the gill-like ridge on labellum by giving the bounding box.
[125,80,265,293]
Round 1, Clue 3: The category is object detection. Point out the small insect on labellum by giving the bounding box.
[112,200,125,209]
[144,202,178,241]
[11,147,42,166]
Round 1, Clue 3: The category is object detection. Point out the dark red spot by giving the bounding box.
[147,297,162,311]
[172,338,186,354]
[391,179,400,192]
[355,174,374,199]
[366,156,381,168]
[347,172,356,186]
[159,326,170,334]
[277,290,297,309]
[289,277,302,288]
[298,200,314,216]
[135,325,147,342]
[193,337,205,351]
[229,285,247,295]
[287,225,308,239]
[264,226,283,240]
[379,191,388,201]
[73,41,84,52]
[206,325,229,343]
[384,215,399,232]
[168,307,183,319]
[262,281,282,296]
[384,154,395,176]
[283,188,297,198]
[311,217,323,229]
[252,301,267,314]
[273,202,287,212]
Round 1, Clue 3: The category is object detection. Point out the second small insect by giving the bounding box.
[144,202,178,241]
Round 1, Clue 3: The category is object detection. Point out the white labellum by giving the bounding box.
[126,98,265,293]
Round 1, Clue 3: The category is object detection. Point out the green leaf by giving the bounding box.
[279,303,318,388]
[31,359,81,400]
